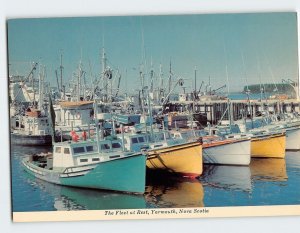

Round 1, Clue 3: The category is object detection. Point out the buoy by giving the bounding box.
[72,133,79,142]
[70,130,76,136]
[82,131,87,141]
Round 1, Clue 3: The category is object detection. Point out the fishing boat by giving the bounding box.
[265,122,300,151]
[171,129,251,166]
[214,121,286,159]
[22,137,147,194]
[54,100,95,140]
[10,108,53,146]
[238,114,300,151]
[120,129,203,178]
[10,63,54,146]
[202,136,251,165]
[146,140,202,178]
[233,120,286,158]
[269,115,300,150]
[249,130,286,158]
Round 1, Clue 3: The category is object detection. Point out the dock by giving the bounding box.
[166,98,300,125]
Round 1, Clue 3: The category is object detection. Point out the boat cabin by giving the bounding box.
[11,113,52,136]
[120,130,186,152]
[171,129,206,141]
[52,139,124,169]
[55,101,94,127]
[120,133,150,152]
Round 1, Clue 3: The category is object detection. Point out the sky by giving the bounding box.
[7,12,299,93]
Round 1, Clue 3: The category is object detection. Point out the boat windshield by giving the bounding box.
[100,144,111,150]
[138,136,145,143]
[180,132,189,139]
[73,147,85,154]
[154,132,169,141]
[131,137,139,144]
[112,142,122,149]
[86,145,96,152]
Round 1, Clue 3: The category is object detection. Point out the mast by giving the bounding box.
[168,60,172,93]
[146,87,154,140]
[225,61,233,128]
[159,64,164,103]
[32,63,36,107]
[150,59,154,93]
[55,70,60,94]
[60,53,64,99]
[38,63,42,110]
[11,62,38,107]
[140,68,145,115]
[77,61,82,101]
[102,47,107,102]
[94,100,100,153]
[194,66,197,100]
[241,51,253,128]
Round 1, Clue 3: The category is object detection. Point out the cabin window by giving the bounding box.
[138,137,145,143]
[112,142,121,149]
[73,147,85,154]
[181,133,188,138]
[64,148,70,154]
[156,134,163,140]
[101,144,111,150]
[131,138,138,144]
[80,158,88,163]
[55,147,61,153]
[86,145,95,152]
[92,158,100,162]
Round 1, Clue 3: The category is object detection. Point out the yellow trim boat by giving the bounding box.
[250,132,286,158]
[146,141,203,178]
[120,131,203,178]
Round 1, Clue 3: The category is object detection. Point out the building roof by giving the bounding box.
[59,101,94,108]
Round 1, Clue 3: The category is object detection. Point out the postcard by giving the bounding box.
[7,12,300,222]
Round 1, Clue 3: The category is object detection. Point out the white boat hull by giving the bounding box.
[203,139,251,165]
[285,127,300,150]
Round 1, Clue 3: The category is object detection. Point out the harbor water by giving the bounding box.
[11,145,300,212]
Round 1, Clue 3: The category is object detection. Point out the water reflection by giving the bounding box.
[286,151,300,170]
[145,172,204,207]
[250,158,288,181]
[200,165,252,192]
